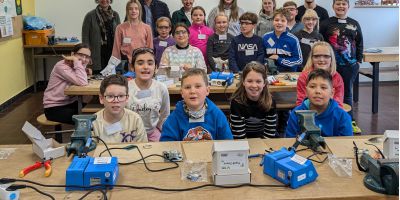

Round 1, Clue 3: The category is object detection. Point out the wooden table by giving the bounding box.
[354,47,399,113]
[0,136,395,199]
[64,73,298,113]
[24,42,79,92]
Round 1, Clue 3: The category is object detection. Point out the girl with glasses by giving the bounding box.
[43,43,92,124]
[153,17,175,67]
[127,48,170,142]
[296,41,344,108]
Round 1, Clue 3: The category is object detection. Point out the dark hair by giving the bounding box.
[272,8,290,21]
[131,47,155,65]
[191,6,207,25]
[239,12,258,24]
[283,1,297,8]
[172,23,190,36]
[306,69,333,88]
[95,0,113,3]
[100,74,129,95]
[181,68,208,86]
[333,0,350,5]
[72,43,90,53]
[231,61,273,111]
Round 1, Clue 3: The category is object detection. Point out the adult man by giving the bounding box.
[283,1,304,33]
[140,0,171,36]
[296,0,329,23]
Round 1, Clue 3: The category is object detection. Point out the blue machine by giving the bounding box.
[209,72,234,87]
[66,156,119,191]
[263,147,318,189]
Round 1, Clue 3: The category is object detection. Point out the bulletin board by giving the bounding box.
[0,15,22,42]
[0,0,23,42]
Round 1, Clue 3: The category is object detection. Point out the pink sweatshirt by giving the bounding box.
[112,22,153,63]
[43,60,88,108]
[189,24,213,63]
[296,69,344,108]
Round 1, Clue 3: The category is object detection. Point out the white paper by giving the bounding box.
[94,157,112,164]
[291,154,307,165]
[21,121,49,150]
[0,0,17,17]
[219,152,246,171]
[159,40,168,47]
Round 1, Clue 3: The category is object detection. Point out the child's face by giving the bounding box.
[303,17,317,31]
[262,0,274,13]
[240,20,256,36]
[72,48,91,66]
[333,0,349,18]
[191,9,205,25]
[312,45,332,72]
[181,74,210,111]
[224,0,233,5]
[243,70,266,101]
[283,5,297,21]
[215,16,228,33]
[306,77,333,108]
[157,21,171,38]
[132,52,155,82]
[273,14,287,33]
[182,0,194,10]
[127,3,140,20]
[173,26,189,47]
[100,84,129,116]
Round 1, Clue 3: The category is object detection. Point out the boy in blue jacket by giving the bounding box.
[263,8,302,72]
[285,69,352,137]
[160,68,233,141]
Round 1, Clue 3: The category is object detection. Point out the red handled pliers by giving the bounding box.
[19,159,52,177]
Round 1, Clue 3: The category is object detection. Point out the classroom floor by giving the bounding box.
[0,82,398,145]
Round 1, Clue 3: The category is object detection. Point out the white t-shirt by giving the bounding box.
[92,108,148,143]
[127,79,170,132]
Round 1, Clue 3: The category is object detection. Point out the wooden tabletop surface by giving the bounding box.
[363,47,399,62]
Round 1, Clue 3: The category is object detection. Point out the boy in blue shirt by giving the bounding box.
[285,69,353,137]
[228,12,265,73]
[160,68,233,141]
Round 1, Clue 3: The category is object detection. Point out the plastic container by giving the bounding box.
[23,28,55,45]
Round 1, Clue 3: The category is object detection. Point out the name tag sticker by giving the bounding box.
[159,41,168,47]
[300,38,312,46]
[105,122,123,136]
[338,19,347,24]
[123,37,132,44]
[189,116,205,123]
[198,34,206,40]
[219,34,227,40]
[171,65,180,72]
[177,50,186,55]
[245,50,254,56]
[136,90,152,99]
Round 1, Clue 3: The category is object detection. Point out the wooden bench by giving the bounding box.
[82,104,103,113]
[36,114,63,143]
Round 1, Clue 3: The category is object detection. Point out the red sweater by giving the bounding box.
[296,70,344,108]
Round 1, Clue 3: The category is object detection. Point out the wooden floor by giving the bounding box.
[0,82,398,145]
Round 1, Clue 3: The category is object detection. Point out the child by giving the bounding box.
[189,6,214,65]
[206,12,234,71]
[160,68,233,141]
[286,69,353,137]
[208,0,244,36]
[320,0,363,133]
[43,43,91,125]
[294,9,324,70]
[283,1,304,33]
[255,0,276,37]
[127,48,170,142]
[105,0,153,74]
[92,74,148,143]
[297,41,344,108]
[171,0,194,28]
[159,23,206,79]
[229,12,265,73]
[263,8,302,72]
[230,62,277,139]
[153,17,175,67]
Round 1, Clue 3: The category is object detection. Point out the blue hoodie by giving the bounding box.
[285,99,353,138]
[160,98,233,141]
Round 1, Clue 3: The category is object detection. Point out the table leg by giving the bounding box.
[31,48,37,93]
[77,96,83,114]
[353,73,359,102]
[371,62,379,113]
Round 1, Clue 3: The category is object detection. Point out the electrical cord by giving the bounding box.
[6,184,55,200]
[79,189,108,200]
[364,142,385,159]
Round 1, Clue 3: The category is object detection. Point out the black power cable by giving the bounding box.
[6,184,55,200]
[79,188,108,200]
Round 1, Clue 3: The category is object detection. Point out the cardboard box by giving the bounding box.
[212,141,249,175]
[22,121,65,160]
[383,130,399,159]
[23,28,54,45]
[213,169,251,185]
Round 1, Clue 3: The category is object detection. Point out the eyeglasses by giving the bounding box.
[240,21,254,26]
[103,95,128,102]
[157,26,170,30]
[75,52,91,60]
[174,30,188,35]
[284,7,297,11]
[312,55,332,59]
[132,47,154,58]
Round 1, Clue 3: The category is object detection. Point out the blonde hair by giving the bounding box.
[218,0,240,22]
[156,17,172,27]
[231,62,273,111]
[302,9,320,30]
[303,41,337,75]
[125,0,142,22]
[214,12,229,23]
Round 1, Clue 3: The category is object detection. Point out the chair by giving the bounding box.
[36,114,63,143]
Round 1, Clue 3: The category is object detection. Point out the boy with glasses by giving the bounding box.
[228,12,265,73]
[93,74,148,143]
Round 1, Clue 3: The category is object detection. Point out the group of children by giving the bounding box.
[43,0,361,143]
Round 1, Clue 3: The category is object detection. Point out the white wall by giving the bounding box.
[35,0,398,80]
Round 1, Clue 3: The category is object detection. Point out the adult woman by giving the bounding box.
[207,0,244,36]
[43,44,91,124]
[255,0,275,37]
[82,0,120,73]
[171,0,194,28]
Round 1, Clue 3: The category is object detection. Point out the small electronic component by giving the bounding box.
[163,150,183,162]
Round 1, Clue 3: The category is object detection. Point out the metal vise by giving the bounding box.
[66,115,97,156]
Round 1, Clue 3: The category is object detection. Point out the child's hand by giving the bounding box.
[85,68,93,76]
[63,55,79,68]
[269,55,279,60]
[182,64,191,71]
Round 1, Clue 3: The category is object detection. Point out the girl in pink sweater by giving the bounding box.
[189,6,214,67]
[296,41,344,108]
[43,43,91,124]
[111,0,153,68]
